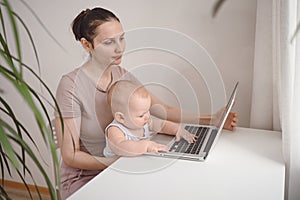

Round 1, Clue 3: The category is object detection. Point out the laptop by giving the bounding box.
[146,82,239,161]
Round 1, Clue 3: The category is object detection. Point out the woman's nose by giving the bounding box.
[115,41,124,53]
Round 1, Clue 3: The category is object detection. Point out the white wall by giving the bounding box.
[2,0,257,186]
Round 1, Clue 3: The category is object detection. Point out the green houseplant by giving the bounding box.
[212,0,300,40]
[0,0,63,199]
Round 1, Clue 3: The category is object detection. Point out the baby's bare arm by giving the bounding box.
[149,117,196,143]
[107,126,168,156]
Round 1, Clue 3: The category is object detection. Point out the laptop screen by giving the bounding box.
[215,82,239,129]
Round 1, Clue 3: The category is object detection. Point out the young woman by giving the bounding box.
[54,7,238,199]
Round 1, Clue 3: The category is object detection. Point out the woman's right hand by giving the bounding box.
[146,141,169,154]
[212,107,238,131]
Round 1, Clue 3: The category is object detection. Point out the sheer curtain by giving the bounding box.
[251,0,300,199]
[250,0,281,131]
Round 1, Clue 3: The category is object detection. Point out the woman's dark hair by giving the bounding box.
[72,7,120,44]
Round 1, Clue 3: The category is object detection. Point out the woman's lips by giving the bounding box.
[114,55,122,60]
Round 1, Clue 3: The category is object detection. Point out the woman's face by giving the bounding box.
[91,20,126,67]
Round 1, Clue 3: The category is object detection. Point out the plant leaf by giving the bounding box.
[290,21,300,43]
[1,120,56,199]
[0,6,7,42]
[0,64,48,143]
[0,185,12,200]
[0,28,17,76]
[0,142,12,178]
[0,105,48,174]
[19,0,67,53]
[0,124,19,169]
[212,0,226,18]
[0,51,65,133]
[2,0,22,75]
[12,10,41,74]
[0,1,63,199]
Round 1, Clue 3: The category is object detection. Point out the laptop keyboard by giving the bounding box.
[169,126,209,154]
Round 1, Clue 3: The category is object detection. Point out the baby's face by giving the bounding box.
[122,95,151,130]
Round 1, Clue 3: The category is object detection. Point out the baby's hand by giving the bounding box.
[175,127,197,143]
[146,141,169,154]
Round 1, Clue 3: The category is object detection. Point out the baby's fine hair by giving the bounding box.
[107,80,149,115]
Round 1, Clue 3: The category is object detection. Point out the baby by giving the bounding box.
[103,80,196,157]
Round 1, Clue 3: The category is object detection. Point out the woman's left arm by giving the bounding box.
[149,93,238,130]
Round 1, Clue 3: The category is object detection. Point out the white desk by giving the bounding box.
[68,128,285,200]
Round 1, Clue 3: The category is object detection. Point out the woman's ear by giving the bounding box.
[80,38,93,53]
[115,112,125,123]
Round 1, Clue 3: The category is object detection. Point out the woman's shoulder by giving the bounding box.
[57,67,88,92]
[59,66,90,85]
[60,67,81,81]
[112,65,140,83]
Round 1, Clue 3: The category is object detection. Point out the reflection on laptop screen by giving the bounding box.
[216,82,238,129]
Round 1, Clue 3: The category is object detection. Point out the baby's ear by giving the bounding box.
[115,112,124,123]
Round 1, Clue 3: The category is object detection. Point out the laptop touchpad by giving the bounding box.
[150,133,174,145]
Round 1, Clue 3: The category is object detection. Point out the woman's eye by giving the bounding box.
[103,40,113,45]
